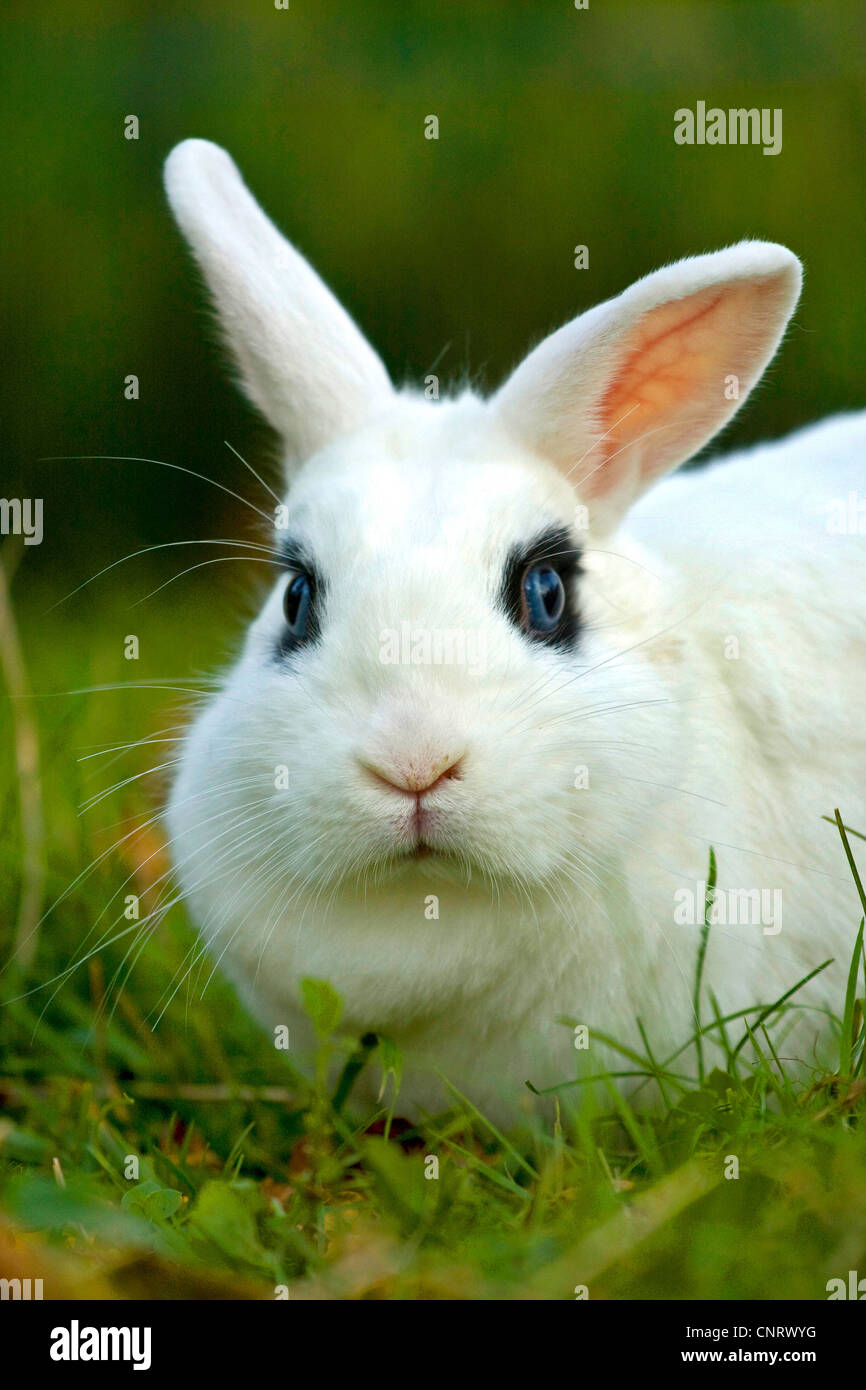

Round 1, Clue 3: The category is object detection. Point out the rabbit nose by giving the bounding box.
[359,751,464,795]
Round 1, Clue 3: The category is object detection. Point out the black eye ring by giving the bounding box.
[283,571,313,641]
[522,563,566,635]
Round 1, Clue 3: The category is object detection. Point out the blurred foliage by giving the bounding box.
[3,0,865,578]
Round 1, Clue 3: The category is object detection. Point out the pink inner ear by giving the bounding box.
[587,279,775,500]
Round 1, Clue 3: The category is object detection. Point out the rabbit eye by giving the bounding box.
[283,572,313,640]
[500,526,580,649]
[522,563,566,635]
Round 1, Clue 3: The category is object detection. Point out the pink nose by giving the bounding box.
[360,751,464,795]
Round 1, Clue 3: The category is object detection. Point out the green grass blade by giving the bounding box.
[730,959,834,1061]
[839,919,865,1077]
[693,847,717,1084]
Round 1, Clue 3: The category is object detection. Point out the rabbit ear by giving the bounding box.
[495,242,802,534]
[164,139,393,461]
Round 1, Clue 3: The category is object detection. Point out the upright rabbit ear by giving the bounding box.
[164,139,393,462]
[494,242,802,534]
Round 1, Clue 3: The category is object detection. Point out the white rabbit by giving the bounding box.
[163,139,866,1122]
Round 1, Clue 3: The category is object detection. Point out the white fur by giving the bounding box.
[163,139,391,460]
[164,141,866,1122]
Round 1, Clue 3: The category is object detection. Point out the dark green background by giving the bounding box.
[4,0,865,580]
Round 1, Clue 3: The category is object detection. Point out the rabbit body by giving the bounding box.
[163,141,865,1119]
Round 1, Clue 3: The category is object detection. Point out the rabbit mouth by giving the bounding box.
[393,835,462,873]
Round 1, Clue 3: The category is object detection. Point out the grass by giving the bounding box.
[1,568,866,1300]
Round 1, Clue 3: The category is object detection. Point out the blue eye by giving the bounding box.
[523,563,566,634]
[283,572,312,640]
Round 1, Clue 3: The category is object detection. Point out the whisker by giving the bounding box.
[224,439,283,507]
[40,452,274,528]
[130,555,281,607]
[45,538,285,613]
